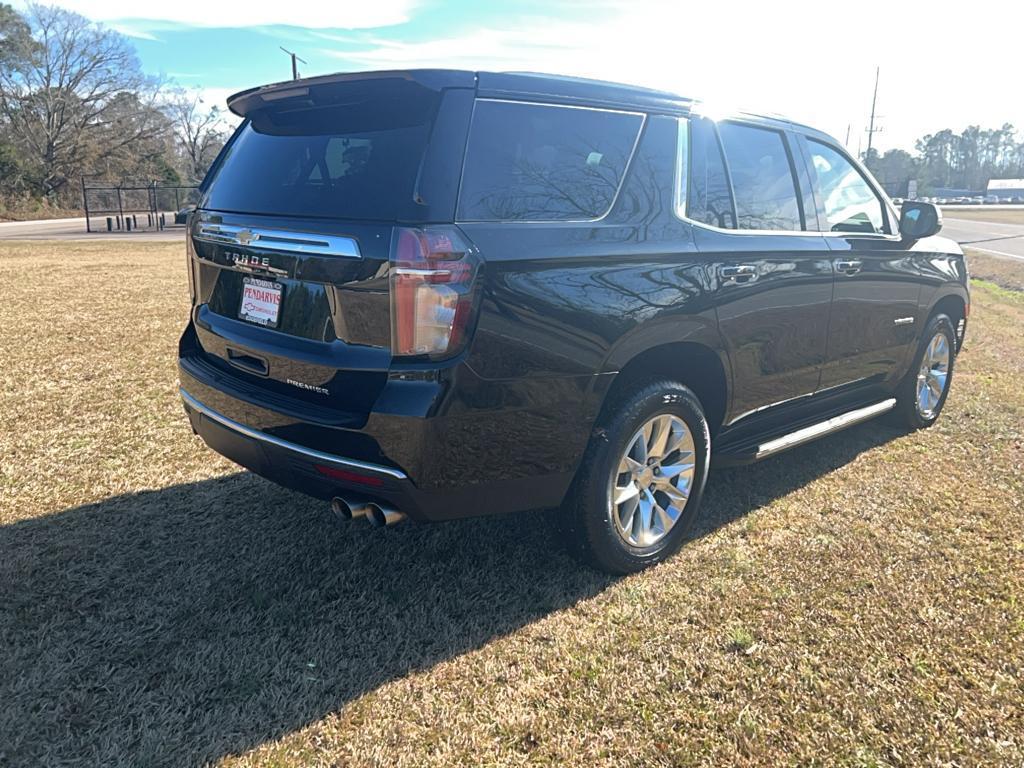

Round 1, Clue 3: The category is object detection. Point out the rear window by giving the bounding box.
[687,117,736,229]
[202,96,436,220]
[458,100,643,222]
[717,122,803,231]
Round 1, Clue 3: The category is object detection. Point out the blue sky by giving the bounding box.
[38,0,1024,153]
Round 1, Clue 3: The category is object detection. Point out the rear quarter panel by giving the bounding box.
[443,115,725,507]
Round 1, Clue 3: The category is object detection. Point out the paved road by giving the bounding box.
[0,216,183,241]
[941,216,1024,261]
[2,214,1022,260]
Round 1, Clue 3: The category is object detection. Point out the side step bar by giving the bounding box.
[754,398,896,460]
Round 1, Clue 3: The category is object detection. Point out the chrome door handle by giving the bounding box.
[720,264,758,284]
[834,259,862,275]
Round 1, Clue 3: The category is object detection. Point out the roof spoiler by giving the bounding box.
[226,69,477,117]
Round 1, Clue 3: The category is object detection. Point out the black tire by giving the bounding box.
[562,380,711,575]
[893,313,957,430]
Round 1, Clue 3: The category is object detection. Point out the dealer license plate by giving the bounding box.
[239,277,283,328]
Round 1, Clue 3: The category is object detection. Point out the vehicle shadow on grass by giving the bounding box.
[0,419,905,767]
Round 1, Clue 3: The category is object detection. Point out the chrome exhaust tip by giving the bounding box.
[366,502,407,528]
[330,497,370,522]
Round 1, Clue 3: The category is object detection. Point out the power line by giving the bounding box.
[279,47,307,80]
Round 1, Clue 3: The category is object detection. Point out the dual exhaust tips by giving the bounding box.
[330,497,406,528]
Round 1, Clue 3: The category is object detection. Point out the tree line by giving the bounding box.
[0,3,227,217]
[3,2,1023,215]
[865,124,1024,195]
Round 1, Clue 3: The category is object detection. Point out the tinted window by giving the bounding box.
[687,117,735,229]
[718,123,803,231]
[808,140,886,234]
[458,101,643,221]
[203,98,435,220]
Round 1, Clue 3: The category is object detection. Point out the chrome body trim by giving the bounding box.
[180,388,408,481]
[755,398,896,460]
[894,316,915,326]
[194,223,362,258]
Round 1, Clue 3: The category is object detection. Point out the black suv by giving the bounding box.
[179,70,968,573]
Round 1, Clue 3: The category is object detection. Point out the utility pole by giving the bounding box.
[845,123,851,147]
[279,47,307,80]
[865,66,882,161]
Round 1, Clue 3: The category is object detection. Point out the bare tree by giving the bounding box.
[167,91,227,183]
[0,3,168,200]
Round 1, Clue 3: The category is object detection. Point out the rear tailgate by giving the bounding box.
[181,73,474,424]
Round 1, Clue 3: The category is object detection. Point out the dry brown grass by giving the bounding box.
[1,240,1022,767]
[966,248,1024,293]
[942,207,1024,225]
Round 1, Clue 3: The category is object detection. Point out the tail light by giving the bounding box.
[390,226,479,359]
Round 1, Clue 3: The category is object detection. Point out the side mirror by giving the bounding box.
[899,201,942,240]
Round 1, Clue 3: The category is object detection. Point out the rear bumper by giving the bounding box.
[180,359,604,522]
[181,387,428,514]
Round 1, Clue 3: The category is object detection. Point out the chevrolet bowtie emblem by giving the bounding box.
[236,229,259,247]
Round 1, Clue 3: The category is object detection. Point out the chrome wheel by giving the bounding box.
[916,331,951,419]
[609,413,696,548]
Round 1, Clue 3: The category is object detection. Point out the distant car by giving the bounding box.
[174,204,196,225]
[983,195,1000,204]
[1014,196,1024,205]
[970,196,984,205]
[937,198,948,205]
[1000,197,1013,204]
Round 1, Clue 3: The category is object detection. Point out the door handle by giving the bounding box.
[834,259,862,275]
[720,264,758,285]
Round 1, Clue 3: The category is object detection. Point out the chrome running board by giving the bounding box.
[754,398,896,460]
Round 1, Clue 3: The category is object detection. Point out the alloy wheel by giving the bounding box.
[916,331,950,419]
[609,414,696,548]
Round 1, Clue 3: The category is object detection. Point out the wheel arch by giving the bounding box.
[927,289,968,350]
[597,327,731,439]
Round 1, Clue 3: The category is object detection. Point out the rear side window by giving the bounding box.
[717,123,803,231]
[458,101,643,221]
[203,94,437,220]
[687,117,736,229]
[807,140,887,234]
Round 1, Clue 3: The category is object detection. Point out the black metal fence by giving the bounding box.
[81,178,200,233]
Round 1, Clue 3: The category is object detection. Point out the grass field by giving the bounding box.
[1,241,1022,767]
[941,207,1024,225]
[967,248,1024,292]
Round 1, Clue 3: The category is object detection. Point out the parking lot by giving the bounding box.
[1,231,1022,766]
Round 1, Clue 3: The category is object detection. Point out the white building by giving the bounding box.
[987,178,1024,197]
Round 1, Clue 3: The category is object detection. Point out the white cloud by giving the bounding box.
[318,0,1024,153]
[36,0,1022,152]
[108,23,161,41]
[55,0,417,30]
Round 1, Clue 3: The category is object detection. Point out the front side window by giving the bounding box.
[807,140,886,234]
[458,100,643,222]
[717,122,803,231]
